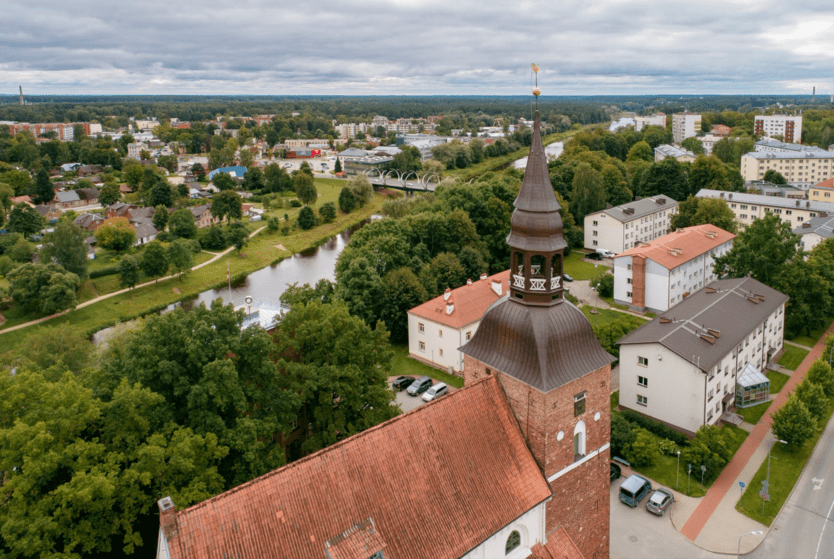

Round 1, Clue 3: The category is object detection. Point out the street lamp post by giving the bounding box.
[737,530,763,558]
[676,450,681,490]
[764,438,788,514]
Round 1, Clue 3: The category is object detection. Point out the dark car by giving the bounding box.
[563,273,574,282]
[610,463,622,483]
[392,376,415,391]
[406,376,433,396]
[586,252,602,261]
[619,474,652,507]
[646,488,675,516]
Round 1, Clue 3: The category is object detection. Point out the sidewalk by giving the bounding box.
[677,323,834,554]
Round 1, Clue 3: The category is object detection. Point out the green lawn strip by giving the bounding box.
[786,318,834,347]
[390,344,464,388]
[777,346,810,371]
[611,391,619,412]
[0,195,385,348]
[598,294,630,311]
[580,306,647,330]
[563,251,609,281]
[627,424,748,498]
[736,399,834,525]
[737,401,773,425]
[767,371,791,394]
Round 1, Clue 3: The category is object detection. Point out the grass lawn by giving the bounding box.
[0,191,386,347]
[598,294,631,311]
[581,306,647,330]
[736,399,834,525]
[626,424,748,498]
[787,319,833,348]
[611,391,619,412]
[564,251,609,281]
[737,401,772,425]
[777,346,810,371]
[767,371,791,394]
[390,344,464,388]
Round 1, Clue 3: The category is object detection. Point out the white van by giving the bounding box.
[595,249,616,259]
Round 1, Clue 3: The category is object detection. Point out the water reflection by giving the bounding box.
[513,142,564,169]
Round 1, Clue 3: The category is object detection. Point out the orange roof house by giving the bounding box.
[407,270,510,373]
[613,224,736,312]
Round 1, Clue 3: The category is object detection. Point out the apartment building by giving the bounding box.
[634,113,666,131]
[740,150,834,183]
[696,188,834,230]
[794,213,834,252]
[754,138,825,155]
[612,225,735,313]
[754,114,802,143]
[672,113,702,144]
[618,277,787,435]
[808,178,834,202]
[583,195,678,254]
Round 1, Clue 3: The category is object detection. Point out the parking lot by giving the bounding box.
[389,376,457,413]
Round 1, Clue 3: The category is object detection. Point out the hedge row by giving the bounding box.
[89,265,121,278]
[620,409,689,446]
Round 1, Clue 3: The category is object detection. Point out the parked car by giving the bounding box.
[646,488,675,516]
[562,273,574,282]
[407,376,433,396]
[610,463,622,483]
[586,252,602,260]
[619,474,652,507]
[392,376,415,391]
[422,382,448,402]
[595,248,616,258]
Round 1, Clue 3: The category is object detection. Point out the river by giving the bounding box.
[513,141,564,169]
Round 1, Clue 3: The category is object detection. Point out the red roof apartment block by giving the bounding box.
[157,376,558,559]
[616,225,735,270]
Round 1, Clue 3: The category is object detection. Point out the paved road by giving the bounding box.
[748,412,834,559]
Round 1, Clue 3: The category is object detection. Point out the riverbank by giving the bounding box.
[0,190,386,349]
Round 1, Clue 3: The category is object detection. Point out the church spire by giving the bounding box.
[506,73,567,306]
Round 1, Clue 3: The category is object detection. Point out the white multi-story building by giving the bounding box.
[699,134,721,155]
[613,225,735,313]
[754,138,825,155]
[634,113,666,132]
[407,271,509,373]
[618,277,787,435]
[584,195,678,254]
[672,113,702,144]
[794,213,834,252]
[696,188,834,230]
[754,114,802,143]
[127,142,146,160]
[740,150,834,183]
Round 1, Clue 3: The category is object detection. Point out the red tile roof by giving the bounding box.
[614,225,735,270]
[408,270,510,328]
[530,526,585,559]
[164,375,552,559]
[815,178,834,190]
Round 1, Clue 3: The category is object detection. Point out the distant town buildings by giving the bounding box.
[696,188,834,231]
[654,144,697,162]
[754,114,802,143]
[634,113,667,131]
[740,149,834,183]
[794,213,834,252]
[754,138,825,155]
[672,113,702,144]
[583,195,678,254]
[4,121,102,140]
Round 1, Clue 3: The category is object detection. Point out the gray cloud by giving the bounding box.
[1,0,833,95]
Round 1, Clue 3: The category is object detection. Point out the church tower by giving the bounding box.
[461,82,614,559]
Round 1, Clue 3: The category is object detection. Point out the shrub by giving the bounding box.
[620,409,688,445]
[200,225,227,250]
[564,291,580,305]
[0,255,17,277]
[610,413,635,458]
[188,239,202,254]
[289,199,302,208]
[267,217,280,232]
[658,438,679,456]
[297,206,316,230]
[319,202,336,223]
[625,428,658,467]
[281,226,290,236]
[591,273,614,298]
[89,265,121,279]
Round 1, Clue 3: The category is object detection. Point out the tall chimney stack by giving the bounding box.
[19,86,23,106]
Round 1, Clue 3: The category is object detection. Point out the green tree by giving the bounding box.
[632,157,690,201]
[122,162,144,190]
[348,174,374,206]
[334,157,342,173]
[806,358,834,397]
[610,413,636,458]
[763,169,787,185]
[15,324,93,375]
[714,212,799,286]
[625,140,653,163]
[152,204,169,231]
[297,205,316,230]
[8,263,80,314]
[570,162,607,220]
[225,221,249,253]
[794,379,828,421]
[211,190,243,223]
[279,279,336,308]
[34,168,54,205]
[680,425,733,481]
[625,428,659,467]
[420,252,467,298]
[338,186,357,213]
[778,252,833,337]
[670,196,737,233]
[98,181,121,206]
[263,163,293,193]
[201,224,227,250]
[149,183,173,207]
[242,167,265,191]
[6,203,45,237]
[8,237,34,263]
[168,208,198,239]
[336,256,383,325]
[267,216,280,232]
[681,136,705,155]
[591,273,614,297]
[119,254,141,289]
[380,267,428,343]
[94,217,136,251]
[40,220,89,281]
[689,155,740,193]
[771,394,816,448]
[294,172,318,205]
[191,162,206,180]
[139,241,169,282]
[167,238,194,280]
[319,201,336,223]
[212,172,236,191]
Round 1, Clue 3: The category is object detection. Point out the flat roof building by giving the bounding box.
[584,195,678,254]
[754,114,802,143]
[672,113,702,144]
[696,188,834,231]
[655,144,696,162]
[740,150,834,183]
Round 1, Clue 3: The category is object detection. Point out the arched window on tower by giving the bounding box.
[573,420,586,461]
[551,253,562,278]
[512,252,524,275]
[505,530,521,555]
[530,254,545,276]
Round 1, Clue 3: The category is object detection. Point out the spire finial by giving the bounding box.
[531,63,540,109]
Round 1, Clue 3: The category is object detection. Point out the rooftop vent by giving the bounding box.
[700,334,716,344]
[755,293,766,301]
[705,287,717,293]
[729,193,733,199]
[706,328,721,338]
[821,212,829,217]
[443,288,451,301]
[466,278,472,285]
[803,222,811,228]
[682,291,690,298]
[656,197,666,205]
[623,207,635,215]
[747,296,760,304]
[659,317,672,324]
[480,273,488,280]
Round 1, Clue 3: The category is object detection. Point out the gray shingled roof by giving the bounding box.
[593,195,678,224]
[697,189,834,213]
[55,190,80,203]
[794,215,834,239]
[618,277,789,372]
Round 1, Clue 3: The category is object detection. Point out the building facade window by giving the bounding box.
[637,394,648,406]
[574,392,586,416]
[439,349,444,357]
[506,530,521,555]
[638,375,648,387]
[438,329,442,338]
[466,331,471,341]
[418,342,425,352]
[573,420,586,460]
[418,323,424,333]
[638,356,649,366]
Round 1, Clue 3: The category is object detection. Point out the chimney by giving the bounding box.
[443,288,451,301]
[446,301,454,315]
[19,85,24,106]
[480,273,488,281]
[492,280,502,296]
[466,278,472,285]
[158,497,178,541]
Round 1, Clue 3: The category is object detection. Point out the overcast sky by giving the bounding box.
[2,0,833,96]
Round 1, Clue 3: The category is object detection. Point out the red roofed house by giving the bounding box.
[612,224,736,313]
[155,111,611,559]
[407,270,510,373]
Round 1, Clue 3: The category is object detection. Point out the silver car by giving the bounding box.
[421,382,448,402]
[646,488,675,516]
